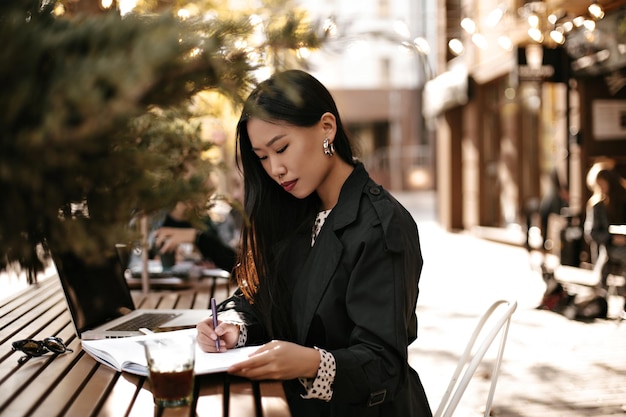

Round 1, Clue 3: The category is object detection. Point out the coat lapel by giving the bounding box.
[290,164,371,344]
[291,214,344,344]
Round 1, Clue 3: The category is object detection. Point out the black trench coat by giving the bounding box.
[222,164,432,417]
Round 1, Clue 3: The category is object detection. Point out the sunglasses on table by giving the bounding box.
[12,337,74,365]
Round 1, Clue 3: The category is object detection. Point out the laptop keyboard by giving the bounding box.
[108,312,181,331]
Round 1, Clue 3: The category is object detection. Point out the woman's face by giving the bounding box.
[247,115,334,200]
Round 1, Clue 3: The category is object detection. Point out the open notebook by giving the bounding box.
[81,328,259,375]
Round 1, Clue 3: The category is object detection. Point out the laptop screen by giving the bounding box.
[53,249,136,337]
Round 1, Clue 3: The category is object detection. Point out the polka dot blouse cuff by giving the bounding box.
[234,323,247,347]
[298,347,336,402]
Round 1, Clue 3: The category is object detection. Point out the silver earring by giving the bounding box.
[323,138,335,157]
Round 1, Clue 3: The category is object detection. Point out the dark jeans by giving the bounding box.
[600,245,626,288]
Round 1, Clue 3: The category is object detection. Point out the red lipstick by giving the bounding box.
[281,180,297,192]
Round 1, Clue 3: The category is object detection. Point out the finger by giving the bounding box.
[228,349,268,373]
[196,322,219,352]
[230,366,265,380]
[199,338,223,352]
[200,334,227,352]
[213,322,229,337]
[196,332,215,351]
[229,358,274,380]
[246,343,271,355]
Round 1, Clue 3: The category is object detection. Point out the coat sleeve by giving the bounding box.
[216,289,270,345]
[329,198,423,406]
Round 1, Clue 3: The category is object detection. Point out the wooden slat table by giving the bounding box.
[0,276,291,417]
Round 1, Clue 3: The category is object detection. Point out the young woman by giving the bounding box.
[587,167,626,287]
[197,70,432,416]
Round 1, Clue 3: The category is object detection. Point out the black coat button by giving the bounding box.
[369,186,381,196]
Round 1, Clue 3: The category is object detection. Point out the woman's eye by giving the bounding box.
[257,154,268,161]
[276,145,288,154]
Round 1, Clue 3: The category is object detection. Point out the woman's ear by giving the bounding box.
[320,112,337,140]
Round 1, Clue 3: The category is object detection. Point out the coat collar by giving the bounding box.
[290,162,372,343]
[329,162,369,230]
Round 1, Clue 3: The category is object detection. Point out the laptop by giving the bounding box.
[52,248,212,340]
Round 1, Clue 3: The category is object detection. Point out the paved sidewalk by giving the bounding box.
[396,191,626,417]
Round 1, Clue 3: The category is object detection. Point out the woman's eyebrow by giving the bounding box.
[252,134,286,151]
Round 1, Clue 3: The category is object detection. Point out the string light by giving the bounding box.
[452,0,608,61]
[549,27,565,45]
[497,35,512,51]
[486,5,505,27]
[471,33,487,49]
[448,38,464,56]
[588,1,605,20]
[460,17,477,34]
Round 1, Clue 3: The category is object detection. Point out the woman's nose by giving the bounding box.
[269,159,286,180]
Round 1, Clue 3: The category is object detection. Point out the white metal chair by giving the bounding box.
[434,299,518,417]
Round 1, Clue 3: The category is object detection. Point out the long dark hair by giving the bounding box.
[233,70,355,337]
[596,169,626,223]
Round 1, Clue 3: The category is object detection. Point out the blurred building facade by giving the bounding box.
[301,0,626,266]
[428,0,626,259]
[66,0,626,265]
[297,0,438,191]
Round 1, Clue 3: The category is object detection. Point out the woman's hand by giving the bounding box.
[154,227,196,253]
[228,341,320,381]
[197,318,241,352]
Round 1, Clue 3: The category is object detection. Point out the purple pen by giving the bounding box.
[211,297,220,351]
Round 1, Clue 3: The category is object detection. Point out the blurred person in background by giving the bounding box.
[585,165,626,289]
[525,167,569,254]
[211,169,245,250]
[153,200,237,273]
